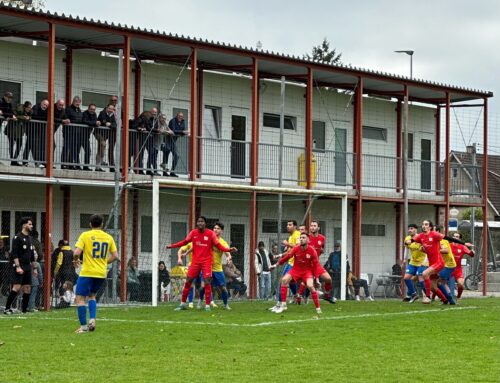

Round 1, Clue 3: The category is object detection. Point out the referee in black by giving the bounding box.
[4,217,37,314]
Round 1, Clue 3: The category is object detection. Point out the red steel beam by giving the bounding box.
[250,58,259,185]
[43,22,56,311]
[0,30,49,37]
[189,48,198,181]
[444,93,450,234]
[396,100,402,192]
[435,106,441,195]
[305,68,313,190]
[249,191,257,298]
[189,187,196,229]
[196,66,204,177]
[0,7,490,101]
[120,189,128,302]
[132,189,139,258]
[133,59,141,118]
[482,98,488,296]
[353,77,363,278]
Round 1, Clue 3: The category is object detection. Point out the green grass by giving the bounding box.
[1,298,499,383]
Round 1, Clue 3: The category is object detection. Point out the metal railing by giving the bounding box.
[450,163,482,196]
[314,149,356,187]
[362,153,399,190]
[258,143,305,183]
[407,159,444,193]
[198,137,250,179]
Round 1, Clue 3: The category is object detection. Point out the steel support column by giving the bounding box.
[435,106,441,195]
[250,58,259,186]
[396,100,402,193]
[353,77,363,278]
[189,48,198,182]
[43,22,55,311]
[64,47,72,103]
[249,191,257,298]
[120,35,131,301]
[196,66,204,177]
[188,187,196,229]
[482,98,488,296]
[305,68,313,227]
[133,58,141,118]
[132,188,139,258]
[444,93,451,233]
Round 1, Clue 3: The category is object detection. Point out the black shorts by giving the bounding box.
[10,268,32,286]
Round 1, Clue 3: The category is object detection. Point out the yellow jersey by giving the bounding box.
[440,239,456,268]
[180,243,193,266]
[212,237,229,272]
[75,229,117,278]
[404,235,426,266]
[287,230,301,266]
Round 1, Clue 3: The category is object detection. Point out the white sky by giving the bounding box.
[42,0,500,151]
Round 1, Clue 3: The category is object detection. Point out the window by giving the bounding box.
[361,224,386,237]
[143,98,161,112]
[262,219,288,234]
[362,126,387,141]
[0,80,21,106]
[204,106,222,139]
[408,133,414,161]
[172,107,188,128]
[36,91,48,104]
[82,91,113,108]
[141,216,152,253]
[263,113,296,130]
[313,121,326,151]
[79,214,121,229]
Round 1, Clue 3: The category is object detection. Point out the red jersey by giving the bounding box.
[169,228,230,263]
[413,231,444,265]
[450,243,474,271]
[308,233,325,256]
[278,244,319,273]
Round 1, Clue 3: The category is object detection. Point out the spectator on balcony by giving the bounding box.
[29,99,49,168]
[95,104,117,172]
[0,91,15,120]
[6,101,31,166]
[81,103,101,171]
[134,107,158,175]
[107,96,119,172]
[165,111,187,177]
[156,114,174,176]
[54,99,70,168]
[64,96,84,170]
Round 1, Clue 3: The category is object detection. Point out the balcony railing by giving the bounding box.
[0,117,485,198]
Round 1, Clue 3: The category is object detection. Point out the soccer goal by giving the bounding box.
[126,179,349,306]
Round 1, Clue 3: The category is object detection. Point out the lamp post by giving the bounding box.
[395,50,414,263]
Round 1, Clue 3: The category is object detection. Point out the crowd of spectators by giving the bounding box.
[0,91,188,175]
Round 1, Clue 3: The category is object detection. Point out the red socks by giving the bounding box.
[424,279,431,297]
[205,284,212,305]
[457,285,464,299]
[280,285,288,303]
[298,283,306,296]
[324,282,332,299]
[181,280,193,303]
[434,287,447,302]
[311,291,320,309]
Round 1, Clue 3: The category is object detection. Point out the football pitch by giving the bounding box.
[1,298,499,383]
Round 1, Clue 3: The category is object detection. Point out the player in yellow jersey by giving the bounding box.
[73,215,118,333]
[435,226,457,305]
[198,222,232,310]
[403,224,427,303]
[269,220,300,312]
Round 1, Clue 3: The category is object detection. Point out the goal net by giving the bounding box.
[126,179,348,306]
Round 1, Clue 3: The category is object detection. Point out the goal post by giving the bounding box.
[132,178,349,306]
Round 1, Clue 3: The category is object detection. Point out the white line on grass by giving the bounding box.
[0,306,478,327]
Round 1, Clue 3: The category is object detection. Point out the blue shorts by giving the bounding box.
[75,276,105,297]
[282,264,292,276]
[417,266,427,276]
[438,267,455,281]
[212,271,226,287]
[405,264,419,276]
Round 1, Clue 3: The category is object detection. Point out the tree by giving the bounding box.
[461,208,483,221]
[304,38,342,65]
[4,0,45,10]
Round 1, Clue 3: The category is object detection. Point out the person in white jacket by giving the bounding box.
[255,241,272,299]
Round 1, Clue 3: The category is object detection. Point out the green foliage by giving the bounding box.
[461,208,483,221]
[1,300,499,382]
[4,0,45,10]
[304,38,342,65]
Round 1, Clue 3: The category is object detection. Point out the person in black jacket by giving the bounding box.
[0,91,15,120]
[81,104,100,171]
[54,99,70,168]
[134,108,158,175]
[4,217,37,314]
[53,239,77,293]
[96,104,117,172]
[64,96,83,169]
[6,101,31,166]
[29,99,49,167]
[158,261,170,301]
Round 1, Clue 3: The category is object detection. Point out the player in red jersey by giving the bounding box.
[450,232,475,300]
[270,233,322,314]
[167,216,237,311]
[297,221,336,304]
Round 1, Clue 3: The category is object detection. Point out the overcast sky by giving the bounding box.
[43,0,500,150]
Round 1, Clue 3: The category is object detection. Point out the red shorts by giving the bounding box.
[187,260,212,279]
[451,267,463,280]
[288,269,313,283]
[314,265,327,278]
[429,260,445,274]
